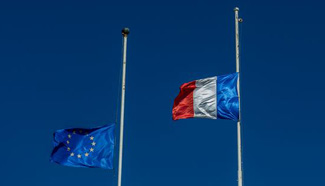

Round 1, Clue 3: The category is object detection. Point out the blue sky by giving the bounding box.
[0,0,324,186]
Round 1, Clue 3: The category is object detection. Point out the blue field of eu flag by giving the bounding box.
[50,124,115,169]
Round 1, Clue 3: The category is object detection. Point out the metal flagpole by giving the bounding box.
[234,7,243,186]
[118,27,129,186]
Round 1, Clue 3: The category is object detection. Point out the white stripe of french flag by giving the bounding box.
[172,76,217,120]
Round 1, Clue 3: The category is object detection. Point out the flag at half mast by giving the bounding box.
[172,73,239,121]
[50,124,115,169]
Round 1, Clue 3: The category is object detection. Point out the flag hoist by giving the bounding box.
[234,7,243,186]
[118,27,129,186]
[172,8,243,186]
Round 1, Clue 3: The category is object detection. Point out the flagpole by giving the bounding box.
[118,27,129,186]
[234,7,243,186]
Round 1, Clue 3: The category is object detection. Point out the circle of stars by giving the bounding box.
[67,131,96,159]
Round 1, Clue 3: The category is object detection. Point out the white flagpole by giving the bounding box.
[234,7,243,186]
[118,27,129,186]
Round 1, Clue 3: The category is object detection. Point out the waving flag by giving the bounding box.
[50,124,115,169]
[172,73,239,121]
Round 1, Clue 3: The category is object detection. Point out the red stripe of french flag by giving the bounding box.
[172,76,217,120]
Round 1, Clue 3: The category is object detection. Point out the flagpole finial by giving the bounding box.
[234,7,239,11]
[122,28,130,36]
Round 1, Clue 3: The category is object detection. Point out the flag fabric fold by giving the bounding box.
[172,73,239,121]
[50,124,115,169]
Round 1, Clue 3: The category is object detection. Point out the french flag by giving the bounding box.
[172,73,239,121]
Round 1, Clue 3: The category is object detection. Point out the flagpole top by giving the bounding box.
[122,28,130,36]
[234,7,239,12]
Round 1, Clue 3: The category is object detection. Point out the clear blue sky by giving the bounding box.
[0,0,324,186]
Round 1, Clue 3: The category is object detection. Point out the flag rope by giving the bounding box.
[112,32,125,184]
[239,17,245,186]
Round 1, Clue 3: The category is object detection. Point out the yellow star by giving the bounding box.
[70,153,74,157]
[77,154,81,158]
[79,130,82,133]
[73,131,76,134]
[67,140,70,144]
[67,147,71,151]
[85,153,89,157]
[90,136,94,140]
[90,148,94,152]
[91,142,96,146]
[68,134,71,139]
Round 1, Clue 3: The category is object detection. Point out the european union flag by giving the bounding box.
[50,124,115,169]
